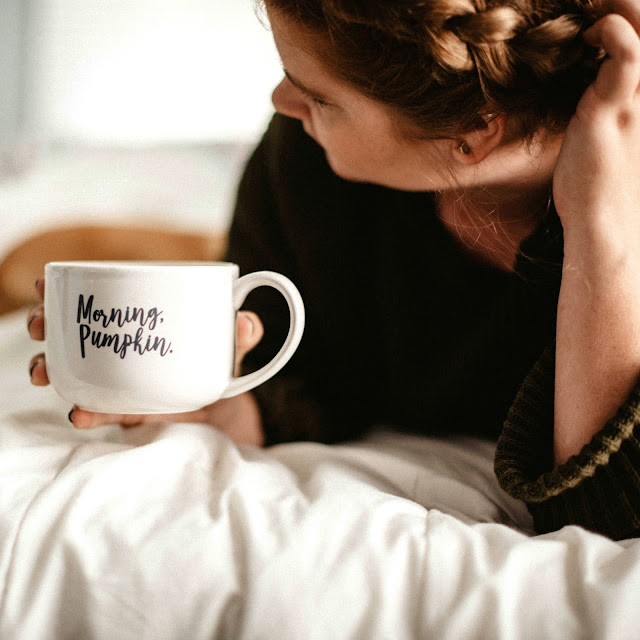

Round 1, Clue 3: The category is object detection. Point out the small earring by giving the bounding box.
[458,141,471,155]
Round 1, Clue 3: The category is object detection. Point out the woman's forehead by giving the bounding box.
[267,7,365,98]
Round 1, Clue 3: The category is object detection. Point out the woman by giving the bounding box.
[28,0,640,539]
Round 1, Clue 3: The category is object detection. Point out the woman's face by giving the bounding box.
[267,7,457,191]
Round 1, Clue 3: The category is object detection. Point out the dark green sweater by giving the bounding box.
[226,113,640,540]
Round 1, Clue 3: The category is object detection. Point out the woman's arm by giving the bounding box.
[495,2,640,539]
[553,1,640,464]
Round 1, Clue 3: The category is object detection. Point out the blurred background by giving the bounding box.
[0,0,282,260]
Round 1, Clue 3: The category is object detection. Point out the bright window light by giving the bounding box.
[29,0,282,144]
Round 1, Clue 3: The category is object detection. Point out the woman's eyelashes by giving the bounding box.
[312,96,330,107]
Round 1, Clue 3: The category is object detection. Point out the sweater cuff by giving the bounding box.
[495,347,640,540]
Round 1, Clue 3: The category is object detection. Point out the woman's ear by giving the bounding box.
[452,114,507,165]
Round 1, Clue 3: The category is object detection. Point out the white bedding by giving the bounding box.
[1,307,639,640]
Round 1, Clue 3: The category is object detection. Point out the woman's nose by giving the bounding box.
[271,77,310,121]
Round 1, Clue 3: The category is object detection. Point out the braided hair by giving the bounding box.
[262,0,605,139]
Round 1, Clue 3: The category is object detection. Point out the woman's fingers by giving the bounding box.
[29,352,49,385]
[234,311,264,374]
[68,406,213,429]
[42,308,264,429]
[28,279,48,386]
[68,311,264,429]
[27,279,46,340]
[584,13,640,104]
[610,0,640,35]
[27,304,45,340]
[35,277,45,301]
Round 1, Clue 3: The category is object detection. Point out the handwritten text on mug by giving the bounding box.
[76,294,173,359]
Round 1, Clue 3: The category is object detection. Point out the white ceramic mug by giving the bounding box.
[44,261,305,414]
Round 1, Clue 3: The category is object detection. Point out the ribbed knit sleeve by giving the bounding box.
[495,347,640,540]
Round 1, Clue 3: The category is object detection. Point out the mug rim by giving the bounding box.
[46,260,238,270]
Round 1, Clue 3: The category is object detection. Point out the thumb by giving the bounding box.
[234,311,264,374]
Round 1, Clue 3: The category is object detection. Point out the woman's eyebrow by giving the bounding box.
[283,68,332,102]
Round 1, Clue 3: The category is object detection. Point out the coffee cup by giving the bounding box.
[44,261,305,414]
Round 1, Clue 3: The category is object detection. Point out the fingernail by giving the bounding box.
[243,313,255,336]
[27,314,37,332]
[68,407,77,423]
[247,317,255,336]
[29,358,39,379]
[34,278,40,291]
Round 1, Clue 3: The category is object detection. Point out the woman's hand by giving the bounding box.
[553,0,640,236]
[27,277,266,446]
[551,0,640,464]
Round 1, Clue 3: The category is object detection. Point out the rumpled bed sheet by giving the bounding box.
[0,309,639,640]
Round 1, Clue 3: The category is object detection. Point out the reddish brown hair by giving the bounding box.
[262,0,604,139]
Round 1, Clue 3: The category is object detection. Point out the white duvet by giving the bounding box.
[1,308,639,640]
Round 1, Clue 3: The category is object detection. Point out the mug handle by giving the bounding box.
[220,271,305,399]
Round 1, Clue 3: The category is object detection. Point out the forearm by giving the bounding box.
[554,223,640,464]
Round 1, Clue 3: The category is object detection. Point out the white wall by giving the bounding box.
[25,0,282,144]
[0,0,27,145]
[0,1,282,259]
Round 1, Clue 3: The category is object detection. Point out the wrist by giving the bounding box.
[207,392,264,446]
[562,220,640,271]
